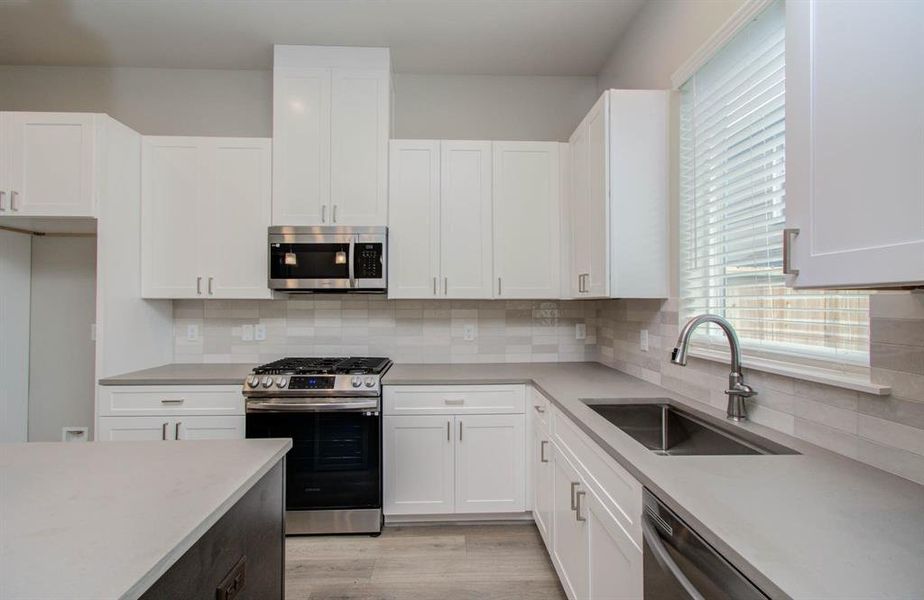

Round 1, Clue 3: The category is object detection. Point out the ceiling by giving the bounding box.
[0,0,646,76]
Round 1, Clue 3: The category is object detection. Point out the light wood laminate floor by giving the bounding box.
[285,523,567,600]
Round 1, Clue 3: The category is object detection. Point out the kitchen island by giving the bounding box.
[0,438,291,600]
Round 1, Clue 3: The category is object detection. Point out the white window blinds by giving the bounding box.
[678,1,869,366]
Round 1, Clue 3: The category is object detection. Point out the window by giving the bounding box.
[678,1,869,366]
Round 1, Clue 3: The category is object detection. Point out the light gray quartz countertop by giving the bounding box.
[0,438,291,600]
[98,362,257,385]
[383,362,924,600]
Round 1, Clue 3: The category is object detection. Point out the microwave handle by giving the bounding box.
[348,236,356,288]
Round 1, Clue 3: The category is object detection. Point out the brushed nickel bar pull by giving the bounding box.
[175,421,182,440]
[10,191,20,211]
[783,228,800,276]
[443,277,448,295]
[196,276,202,295]
[570,481,580,511]
[208,277,214,295]
[321,205,327,223]
[497,277,502,296]
[160,399,185,404]
[540,440,549,463]
[433,277,438,296]
[459,420,463,442]
[534,405,546,414]
[161,422,168,441]
[447,420,451,442]
[0,191,6,211]
[332,204,338,223]
[575,490,586,522]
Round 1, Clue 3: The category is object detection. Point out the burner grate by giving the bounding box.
[253,357,391,375]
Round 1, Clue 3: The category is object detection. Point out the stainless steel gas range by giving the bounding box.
[243,357,391,535]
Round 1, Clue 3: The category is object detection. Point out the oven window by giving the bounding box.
[246,412,381,510]
[270,243,350,280]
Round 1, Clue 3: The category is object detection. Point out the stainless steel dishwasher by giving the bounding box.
[642,489,770,600]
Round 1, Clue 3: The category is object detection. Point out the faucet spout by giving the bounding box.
[670,314,756,421]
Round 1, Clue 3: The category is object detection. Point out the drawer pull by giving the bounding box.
[161,422,168,441]
[534,405,546,414]
[570,481,580,511]
[540,440,549,463]
[575,490,586,522]
[443,398,465,405]
[161,399,185,404]
[175,421,182,440]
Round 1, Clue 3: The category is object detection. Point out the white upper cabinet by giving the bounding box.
[388,140,441,298]
[785,0,924,288]
[142,136,272,299]
[0,112,97,217]
[440,141,494,298]
[272,46,390,226]
[492,142,561,299]
[566,90,669,299]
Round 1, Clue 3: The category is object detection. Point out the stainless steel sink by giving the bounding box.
[584,401,798,456]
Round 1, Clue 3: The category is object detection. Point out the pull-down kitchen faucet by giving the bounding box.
[670,314,756,421]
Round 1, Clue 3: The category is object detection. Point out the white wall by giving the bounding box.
[28,236,96,442]
[0,66,597,140]
[596,0,745,90]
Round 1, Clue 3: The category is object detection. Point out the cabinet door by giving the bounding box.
[388,140,441,299]
[272,67,331,225]
[330,68,389,225]
[585,96,609,297]
[0,229,31,443]
[786,0,924,288]
[586,488,642,600]
[2,112,96,217]
[551,446,588,600]
[492,142,560,299]
[97,416,173,441]
[455,414,525,514]
[440,141,493,298]
[202,138,272,299]
[569,120,591,297]
[175,416,245,441]
[532,417,553,546]
[141,137,203,298]
[383,415,455,515]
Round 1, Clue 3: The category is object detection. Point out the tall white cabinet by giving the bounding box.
[273,45,390,226]
[141,136,272,299]
[785,0,924,288]
[565,90,669,299]
[0,112,98,217]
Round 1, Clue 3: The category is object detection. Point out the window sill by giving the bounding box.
[688,347,891,396]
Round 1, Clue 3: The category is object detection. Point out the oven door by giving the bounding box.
[246,409,381,512]
[268,226,386,291]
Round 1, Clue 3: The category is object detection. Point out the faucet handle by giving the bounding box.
[726,381,756,398]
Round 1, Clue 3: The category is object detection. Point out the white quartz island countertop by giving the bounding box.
[0,438,291,600]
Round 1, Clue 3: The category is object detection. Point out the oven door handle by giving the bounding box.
[642,516,706,600]
[348,236,356,288]
[246,399,379,413]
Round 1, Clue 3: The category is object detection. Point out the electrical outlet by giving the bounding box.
[186,324,199,341]
[640,329,649,352]
[241,324,254,342]
[463,324,476,342]
[575,323,587,340]
[254,323,267,341]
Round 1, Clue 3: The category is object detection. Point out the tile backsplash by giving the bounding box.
[174,297,598,365]
[595,293,924,485]
[173,292,924,484]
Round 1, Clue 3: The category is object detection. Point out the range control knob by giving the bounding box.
[351,376,362,388]
[248,375,261,387]
[364,377,375,388]
[275,376,288,388]
[261,376,273,388]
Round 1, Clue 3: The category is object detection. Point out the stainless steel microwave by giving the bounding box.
[268,226,387,293]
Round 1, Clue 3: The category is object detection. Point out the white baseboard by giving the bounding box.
[385,512,535,525]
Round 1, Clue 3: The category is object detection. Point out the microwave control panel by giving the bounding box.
[355,244,384,278]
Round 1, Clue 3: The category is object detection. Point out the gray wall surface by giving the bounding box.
[28,236,96,442]
[0,66,596,141]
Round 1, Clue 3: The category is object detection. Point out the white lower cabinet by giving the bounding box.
[382,415,455,515]
[96,385,245,442]
[532,415,553,545]
[586,487,643,600]
[382,385,526,517]
[455,414,525,513]
[551,446,589,600]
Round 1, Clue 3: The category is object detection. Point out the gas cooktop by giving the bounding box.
[252,356,392,375]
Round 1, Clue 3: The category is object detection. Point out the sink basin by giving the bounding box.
[585,401,798,456]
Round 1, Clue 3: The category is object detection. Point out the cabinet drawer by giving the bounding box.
[383,385,526,415]
[98,385,245,417]
[552,405,642,546]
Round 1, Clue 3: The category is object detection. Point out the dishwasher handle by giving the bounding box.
[642,515,706,600]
